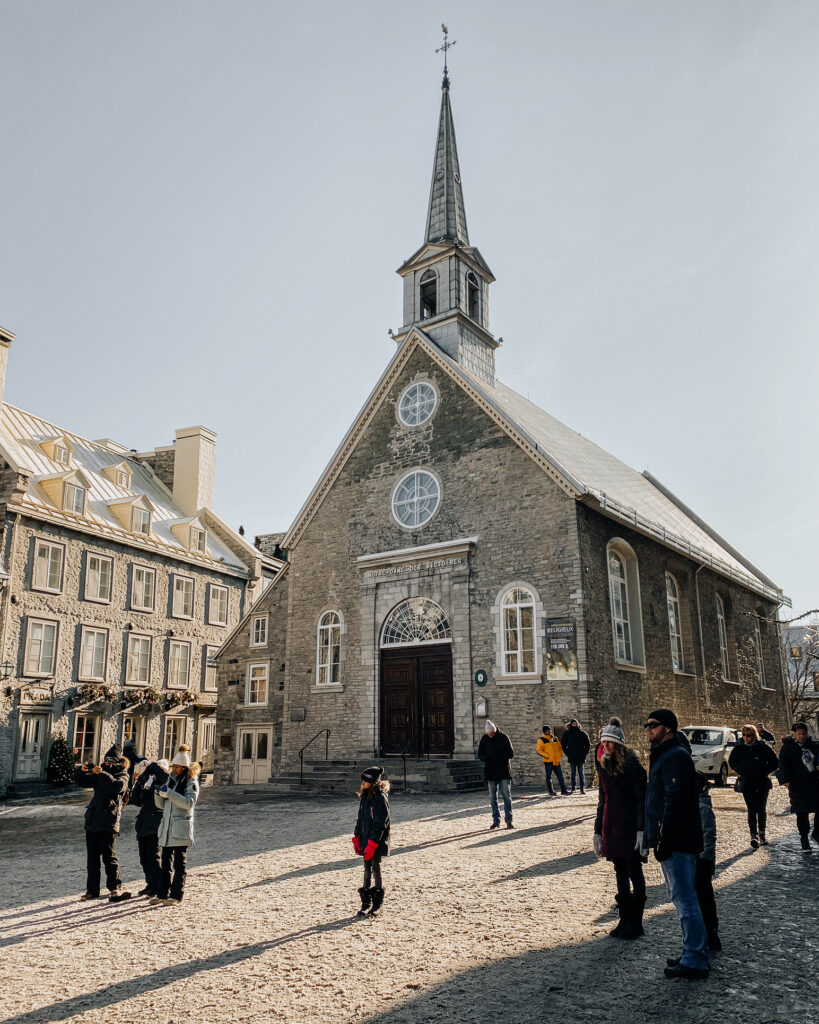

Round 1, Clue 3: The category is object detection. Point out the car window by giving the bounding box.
[683,729,725,746]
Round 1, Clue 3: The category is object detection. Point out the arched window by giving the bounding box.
[391,469,441,529]
[316,611,341,685]
[380,598,451,647]
[607,541,644,666]
[501,587,536,675]
[420,269,437,319]
[665,573,684,672]
[466,271,480,321]
[715,595,730,679]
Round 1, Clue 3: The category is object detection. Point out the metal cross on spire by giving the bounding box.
[436,24,457,87]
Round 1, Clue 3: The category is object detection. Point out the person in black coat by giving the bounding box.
[562,718,591,794]
[477,720,515,829]
[728,725,779,848]
[74,745,131,902]
[776,722,819,853]
[129,758,170,897]
[352,766,390,917]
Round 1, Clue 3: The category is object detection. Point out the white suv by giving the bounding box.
[680,726,741,786]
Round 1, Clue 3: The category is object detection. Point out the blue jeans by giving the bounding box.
[544,762,567,794]
[661,852,710,970]
[569,762,585,791]
[488,779,512,824]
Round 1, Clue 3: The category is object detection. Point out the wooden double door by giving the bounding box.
[380,644,454,757]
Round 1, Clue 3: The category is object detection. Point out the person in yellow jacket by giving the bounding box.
[537,725,568,796]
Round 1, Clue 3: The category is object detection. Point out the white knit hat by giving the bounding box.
[599,717,626,745]
[484,719,496,734]
[171,749,191,767]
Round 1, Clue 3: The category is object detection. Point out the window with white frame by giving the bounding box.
[131,506,151,536]
[198,716,216,759]
[716,595,730,679]
[753,619,767,687]
[33,540,64,593]
[24,619,58,676]
[116,467,130,488]
[665,573,684,672]
[209,585,228,626]
[607,542,644,666]
[246,663,268,705]
[501,587,536,675]
[168,640,191,689]
[203,645,218,692]
[79,627,108,681]
[419,268,437,318]
[316,611,341,685]
[397,381,438,427]
[391,469,441,529]
[85,553,113,603]
[126,634,151,685]
[63,482,86,515]
[132,565,156,612]
[172,575,194,618]
[74,714,99,763]
[163,717,186,760]
[191,526,207,553]
[251,614,268,647]
[122,715,144,751]
[53,443,70,466]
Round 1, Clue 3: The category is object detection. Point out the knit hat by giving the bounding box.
[647,708,678,732]
[599,717,626,745]
[361,766,383,784]
[542,724,552,733]
[156,758,171,773]
[484,720,496,734]
[103,745,122,761]
[171,749,191,767]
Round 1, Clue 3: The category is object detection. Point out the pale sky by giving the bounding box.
[1,1,816,613]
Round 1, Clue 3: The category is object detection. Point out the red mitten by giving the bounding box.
[363,840,379,861]
[352,836,363,855]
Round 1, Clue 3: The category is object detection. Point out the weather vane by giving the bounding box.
[436,24,456,84]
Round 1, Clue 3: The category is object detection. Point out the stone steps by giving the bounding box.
[263,757,486,795]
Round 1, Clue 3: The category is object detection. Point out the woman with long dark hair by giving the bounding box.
[594,717,647,940]
[352,766,391,917]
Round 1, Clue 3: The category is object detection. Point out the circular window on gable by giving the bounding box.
[397,380,438,428]
[391,469,441,529]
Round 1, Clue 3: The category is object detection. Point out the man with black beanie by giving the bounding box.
[643,708,709,980]
[74,745,131,902]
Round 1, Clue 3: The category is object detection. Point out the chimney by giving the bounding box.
[173,426,216,516]
[0,326,14,408]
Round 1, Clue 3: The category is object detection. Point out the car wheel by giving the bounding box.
[717,763,728,787]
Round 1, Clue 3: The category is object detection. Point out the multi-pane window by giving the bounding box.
[63,482,86,515]
[24,619,58,675]
[191,527,207,553]
[247,663,268,705]
[53,443,70,466]
[316,612,341,684]
[132,565,156,611]
[122,715,144,750]
[74,715,99,763]
[126,634,151,685]
[79,627,108,681]
[666,574,684,672]
[251,615,268,647]
[398,381,438,427]
[163,717,186,760]
[132,507,151,535]
[209,585,228,626]
[168,640,191,689]
[198,717,216,759]
[392,470,441,528]
[116,467,130,488]
[716,596,730,679]
[172,576,194,618]
[203,646,218,691]
[608,551,633,663]
[85,553,113,603]
[754,620,767,687]
[33,540,64,593]
[502,588,536,675]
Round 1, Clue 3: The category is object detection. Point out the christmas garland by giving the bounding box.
[77,683,116,704]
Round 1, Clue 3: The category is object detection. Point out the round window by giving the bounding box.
[398,381,438,427]
[391,469,441,529]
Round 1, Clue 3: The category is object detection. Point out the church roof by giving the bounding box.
[425,78,469,246]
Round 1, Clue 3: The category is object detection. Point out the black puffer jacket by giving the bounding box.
[729,740,778,794]
[478,730,514,781]
[130,762,169,837]
[644,734,703,855]
[561,725,590,764]
[74,765,129,833]
[354,787,391,857]
[777,737,819,814]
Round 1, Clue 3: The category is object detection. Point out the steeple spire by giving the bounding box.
[425,38,469,246]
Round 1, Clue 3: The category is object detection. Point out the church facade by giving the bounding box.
[214,74,789,787]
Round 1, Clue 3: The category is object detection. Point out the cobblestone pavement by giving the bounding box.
[1,783,817,1024]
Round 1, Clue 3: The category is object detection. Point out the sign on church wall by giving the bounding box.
[545,618,578,681]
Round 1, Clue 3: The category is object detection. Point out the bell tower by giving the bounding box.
[392,49,498,385]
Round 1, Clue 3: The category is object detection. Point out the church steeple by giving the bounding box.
[393,50,499,386]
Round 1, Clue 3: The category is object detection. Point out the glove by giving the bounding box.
[352,836,363,856]
[634,831,645,854]
[654,839,672,863]
[593,834,603,858]
[363,840,379,862]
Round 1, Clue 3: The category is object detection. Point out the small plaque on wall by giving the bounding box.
[290,707,306,722]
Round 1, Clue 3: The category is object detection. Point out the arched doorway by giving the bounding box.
[379,598,454,757]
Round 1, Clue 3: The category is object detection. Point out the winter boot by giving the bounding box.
[800,834,811,853]
[750,833,759,849]
[621,894,645,940]
[367,888,384,917]
[356,887,372,917]
[758,831,768,846]
[609,894,627,938]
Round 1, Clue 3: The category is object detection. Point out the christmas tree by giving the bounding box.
[47,735,75,787]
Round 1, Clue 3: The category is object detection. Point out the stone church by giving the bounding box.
[215,72,789,788]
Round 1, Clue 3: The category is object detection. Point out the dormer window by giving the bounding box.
[420,269,437,319]
[102,461,133,490]
[39,435,75,466]
[63,481,86,515]
[116,468,130,487]
[466,271,480,321]
[191,526,206,553]
[132,506,151,535]
[53,444,69,466]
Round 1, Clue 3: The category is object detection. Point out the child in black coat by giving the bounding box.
[352,766,391,917]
